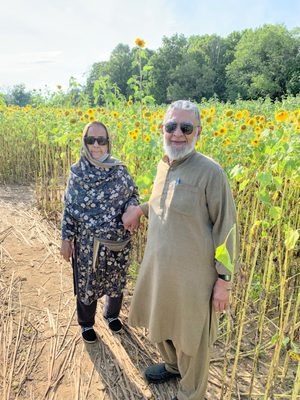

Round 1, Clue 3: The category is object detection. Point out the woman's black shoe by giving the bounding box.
[81,327,97,343]
[105,317,123,333]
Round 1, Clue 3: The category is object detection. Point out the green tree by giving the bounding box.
[226,24,300,100]
[148,34,188,104]
[109,44,134,97]
[167,51,215,102]
[187,34,230,100]
[85,61,109,105]
[5,84,32,106]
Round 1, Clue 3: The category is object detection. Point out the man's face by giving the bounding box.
[162,109,201,160]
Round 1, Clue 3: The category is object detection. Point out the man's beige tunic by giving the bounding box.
[128,150,238,356]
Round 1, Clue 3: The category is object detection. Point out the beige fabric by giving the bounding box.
[128,150,238,356]
[158,308,212,400]
[92,237,131,272]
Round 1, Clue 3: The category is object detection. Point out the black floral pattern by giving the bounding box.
[61,156,139,305]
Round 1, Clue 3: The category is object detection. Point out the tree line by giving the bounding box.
[2,24,300,107]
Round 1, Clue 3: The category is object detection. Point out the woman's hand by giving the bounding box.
[122,205,143,234]
[60,240,73,262]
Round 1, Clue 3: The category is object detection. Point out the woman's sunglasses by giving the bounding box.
[164,121,195,135]
[84,136,109,145]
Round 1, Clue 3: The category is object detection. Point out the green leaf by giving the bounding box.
[143,65,153,72]
[230,164,244,182]
[257,172,273,187]
[239,179,249,191]
[271,334,278,345]
[269,206,282,221]
[285,229,299,251]
[273,176,283,190]
[215,243,234,274]
[257,189,271,205]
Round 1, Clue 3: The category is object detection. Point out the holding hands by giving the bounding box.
[122,205,143,234]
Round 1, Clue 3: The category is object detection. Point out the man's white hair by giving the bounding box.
[165,100,201,125]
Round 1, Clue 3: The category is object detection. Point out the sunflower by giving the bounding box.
[242,109,250,118]
[255,126,261,135]
[218,127,227,136]
[132,133,138,141]
[259,116,266,123]
[135,38,145,48]
[144,135,151,143]
[235,111,243,120]
[225,109,233,117]
[206,116,213,124]
[223,139,231,147]
[251,139,259,146]
[266,122,275,130]
[225,121,234,130]
[248,118,256,127]
[275,110,289,122]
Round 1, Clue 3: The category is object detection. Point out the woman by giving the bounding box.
[60,121,139,343]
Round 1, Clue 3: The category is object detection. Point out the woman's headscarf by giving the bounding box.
[80,121,123,168]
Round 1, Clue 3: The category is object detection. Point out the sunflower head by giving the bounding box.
[135,38,145,48]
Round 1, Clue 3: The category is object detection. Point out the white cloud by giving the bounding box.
[0,51,63,72]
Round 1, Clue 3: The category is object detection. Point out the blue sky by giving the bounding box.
[1,0,299,91]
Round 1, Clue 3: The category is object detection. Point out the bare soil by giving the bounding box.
[0,185,268,400]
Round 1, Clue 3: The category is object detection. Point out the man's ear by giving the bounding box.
[197,126,203,137]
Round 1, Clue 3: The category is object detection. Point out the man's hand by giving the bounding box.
[60,240,73,262]
[212,278,231,312]
[122,205,143,234]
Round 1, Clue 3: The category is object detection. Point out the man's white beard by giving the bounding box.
[163,135,198,161]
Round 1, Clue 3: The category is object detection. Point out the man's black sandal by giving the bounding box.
[144,363,180,384]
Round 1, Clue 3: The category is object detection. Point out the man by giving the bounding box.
[122,100,239,400]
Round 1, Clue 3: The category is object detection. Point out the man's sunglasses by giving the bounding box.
[84,136,109,145]
[164,121,195,135]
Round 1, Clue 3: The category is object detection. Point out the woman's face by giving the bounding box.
[85,124,109,159]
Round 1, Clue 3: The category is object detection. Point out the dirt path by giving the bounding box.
[0,185,243,400]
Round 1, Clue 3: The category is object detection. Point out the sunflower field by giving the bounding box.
[0,95,299,398]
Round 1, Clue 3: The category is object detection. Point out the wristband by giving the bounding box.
[218,274,232,282]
